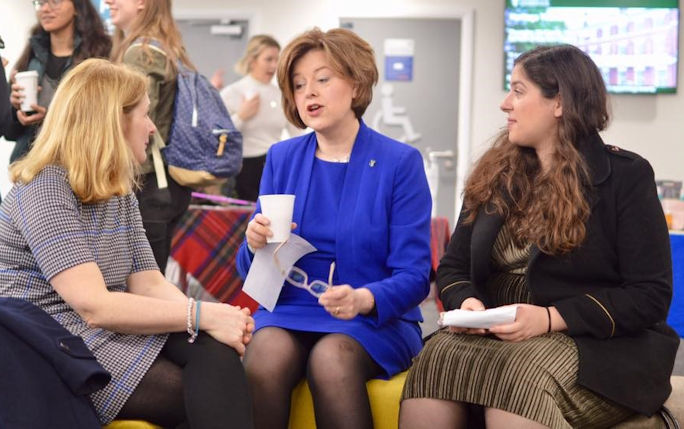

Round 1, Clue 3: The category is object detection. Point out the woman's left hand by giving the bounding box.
[488,304,549,342]
[319,286,375,320]
[17,105,46,126]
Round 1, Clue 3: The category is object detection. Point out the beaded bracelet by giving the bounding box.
[186,297,197,343]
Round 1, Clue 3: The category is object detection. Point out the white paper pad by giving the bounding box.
[438,306,518,329]
[242,234,316,312]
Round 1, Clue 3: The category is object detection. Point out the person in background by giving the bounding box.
[0,58,253,429]
[399,44,679,429]
[107,0,192,273]
[0,37,9,205]
[220,34,303,201]
[237,28,432,429]
[0,36,11,139]
[7,0,111,163]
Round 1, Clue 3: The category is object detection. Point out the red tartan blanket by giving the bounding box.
[171,206,449,313]
[170,205,258,311]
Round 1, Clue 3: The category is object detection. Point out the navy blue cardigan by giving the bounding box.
[0,298,110,428]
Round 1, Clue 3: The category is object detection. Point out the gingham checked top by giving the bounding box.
[0,165,167,424]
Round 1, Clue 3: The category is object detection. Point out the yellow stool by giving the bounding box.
[103,421,160,429]
[105,371,408,429]
[289,370,408,429]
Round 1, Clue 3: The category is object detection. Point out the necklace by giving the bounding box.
[316,148,350,163]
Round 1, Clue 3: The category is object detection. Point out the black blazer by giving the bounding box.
[438,133,679,415]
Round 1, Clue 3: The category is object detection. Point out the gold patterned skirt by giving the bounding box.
[402,226,634,429]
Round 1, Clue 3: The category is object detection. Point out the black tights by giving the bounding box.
[243,327,382,429]
[116,332,253,429]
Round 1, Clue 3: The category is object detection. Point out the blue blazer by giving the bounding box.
[0,298,110,428]
[237,121,432,325]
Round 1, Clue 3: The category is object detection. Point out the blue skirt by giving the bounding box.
[254,301,423,379]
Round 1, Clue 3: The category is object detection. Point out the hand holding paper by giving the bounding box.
[242,234,316,311]
[438,305,518,329]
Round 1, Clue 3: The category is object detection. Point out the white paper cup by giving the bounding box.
[15,70,38,112]
[259,194,295,243]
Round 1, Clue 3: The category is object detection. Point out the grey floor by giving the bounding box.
[418,298,684,376]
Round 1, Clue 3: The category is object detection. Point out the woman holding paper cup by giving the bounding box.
[6,0,111,163]
[220,35,303,202]
[400,45,678,428]
[237,28,432,429]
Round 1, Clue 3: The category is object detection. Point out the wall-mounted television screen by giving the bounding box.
[504,0,680,94]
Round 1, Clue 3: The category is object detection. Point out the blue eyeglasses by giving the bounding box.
[274,241,335,298]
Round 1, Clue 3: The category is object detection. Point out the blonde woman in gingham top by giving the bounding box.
[0,59,254,428]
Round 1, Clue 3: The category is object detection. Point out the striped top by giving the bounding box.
[0,165,167,424]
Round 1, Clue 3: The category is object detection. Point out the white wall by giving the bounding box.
[175,0,684,182]
[4,0,684,203]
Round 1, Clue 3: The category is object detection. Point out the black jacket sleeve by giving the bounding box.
[0,65,10,138]
[553,157,673,338]
[436,208,479,310]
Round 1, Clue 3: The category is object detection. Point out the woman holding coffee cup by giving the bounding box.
[6,0,111,163]
[236,28,432,429]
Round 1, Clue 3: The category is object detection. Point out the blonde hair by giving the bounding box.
[110,0,194,73]
[10,59,147,203]
[277,27,378,129]
[235,34,280,76]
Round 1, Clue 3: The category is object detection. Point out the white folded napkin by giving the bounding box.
[438,305,518,329]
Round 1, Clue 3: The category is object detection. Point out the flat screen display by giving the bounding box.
[504,0,680,94]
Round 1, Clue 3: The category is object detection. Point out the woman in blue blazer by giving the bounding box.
[236,28,432,429]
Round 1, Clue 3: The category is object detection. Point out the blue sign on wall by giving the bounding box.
[384,56,413,82]
[669,233,684,337]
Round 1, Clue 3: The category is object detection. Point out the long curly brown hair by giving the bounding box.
[463,45,609,255]
[14,0,111,73]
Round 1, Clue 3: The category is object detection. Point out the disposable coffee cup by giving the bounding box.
[15,70,38,112]
[259,194,295,243]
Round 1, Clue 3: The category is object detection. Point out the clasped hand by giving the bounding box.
[203,303,255,356]
[450,298,549,342]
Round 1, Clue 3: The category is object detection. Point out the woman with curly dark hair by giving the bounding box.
[400,44,679,428]
[6,0,111,163]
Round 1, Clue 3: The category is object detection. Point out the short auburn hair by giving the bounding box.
[277,27,378,129]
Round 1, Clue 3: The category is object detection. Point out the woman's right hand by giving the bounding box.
[246,213,272,251]
[10,78,24,110]
[10,77,47,125]
[245,213,297,251]
[448,297,488,335]
[201,302,254,356]
[237,94,260,121]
